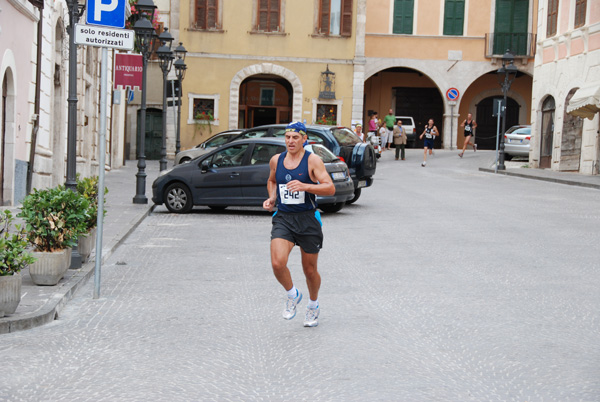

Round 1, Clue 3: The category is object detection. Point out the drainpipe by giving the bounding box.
[27,6,44,195]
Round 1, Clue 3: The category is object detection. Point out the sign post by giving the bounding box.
[446,88,460,150]
[79,0,132,299]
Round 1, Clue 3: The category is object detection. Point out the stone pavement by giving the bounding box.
[0,161,160,334]
[1,152,599,335]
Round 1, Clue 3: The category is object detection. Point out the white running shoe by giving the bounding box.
[282,289,302,320]
[304,305,320,327]
[421,161,426,167]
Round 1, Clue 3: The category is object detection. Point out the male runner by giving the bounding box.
[263,121,335,327]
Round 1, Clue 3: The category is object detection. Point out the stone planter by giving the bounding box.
[0,273,22,318]
[29,248,72,286]
[78,228,97,263]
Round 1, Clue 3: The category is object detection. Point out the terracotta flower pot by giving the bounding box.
[29,248,72,286]
[0,272,22,318]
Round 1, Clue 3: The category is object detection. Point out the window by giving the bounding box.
[195,0,219,30]
[574,0,586,28]
[257,0,281,32]
[207,145,249,168]
[493,0,529,55]
[547,0,559,36]
[443,0,465,36]
[393,0,414,35]
[188,93,220,125]
[260,88,275,106]
[318,0,352,36]
[250,144,284,165]
[316,104,338,125]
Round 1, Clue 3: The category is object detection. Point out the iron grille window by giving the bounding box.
[257,0,281,32]
[547,0,558,37]
[193,99,215,121]
[318,0,352,36]
[196,0,218,29]
[574,0,586,28]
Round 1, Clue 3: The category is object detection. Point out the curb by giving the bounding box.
[479,168,600,190]
[0,204,155,334]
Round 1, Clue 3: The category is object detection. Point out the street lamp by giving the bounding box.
[65,0,86,193]
[65,0,85,269]
[496,50,518,171]
[156,28,174,171]
[173,42,187,155]
[132,0,157,204]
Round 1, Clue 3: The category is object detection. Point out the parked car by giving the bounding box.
[504,125,531,160]
[174,130,243,165]
[152,138,354,214]
[229,124,377,204]
[395,116,417,147]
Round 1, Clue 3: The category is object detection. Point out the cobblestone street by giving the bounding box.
[1,150,599,401]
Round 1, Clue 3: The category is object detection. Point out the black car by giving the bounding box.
[229,124,377,203]
[152,138,354,214]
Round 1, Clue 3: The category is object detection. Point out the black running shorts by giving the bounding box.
[271,209,323,254]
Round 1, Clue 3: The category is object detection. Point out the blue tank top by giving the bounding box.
[275,150,317,213]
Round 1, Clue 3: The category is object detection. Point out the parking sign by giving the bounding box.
[86,0,127,29]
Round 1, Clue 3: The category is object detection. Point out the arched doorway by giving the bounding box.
[540,96,555,169]
[238,74,293,128]
[365,67,444,148]
[476,96,519,150]
[137,108,162,160]
[560,89,583,171]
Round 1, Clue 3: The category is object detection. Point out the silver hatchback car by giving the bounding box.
[504,125,531,160]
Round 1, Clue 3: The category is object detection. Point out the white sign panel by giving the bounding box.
[74,24,134,51]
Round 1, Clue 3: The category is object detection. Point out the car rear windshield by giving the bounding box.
[511,128,531,135]
[397,118,413,126]
[330,128,361,146]
[308,144,339,163]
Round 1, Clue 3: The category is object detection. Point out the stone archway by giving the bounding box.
[1,59,16,206]
[229,63,302,129]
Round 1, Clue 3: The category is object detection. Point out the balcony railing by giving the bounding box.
[485,33,536,58]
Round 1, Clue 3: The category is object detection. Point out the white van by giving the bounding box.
[395,116,417,147]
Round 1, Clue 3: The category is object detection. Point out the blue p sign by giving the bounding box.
[86,0,127,29]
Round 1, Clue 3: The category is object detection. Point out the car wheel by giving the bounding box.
[319,202,345,213]
[208,205,227,211]
[164,182,193,213]
[178,157,191,164]
[346,188,361,205]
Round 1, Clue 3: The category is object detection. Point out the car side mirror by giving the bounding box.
[200,143,206,149]
[201,160,210,172]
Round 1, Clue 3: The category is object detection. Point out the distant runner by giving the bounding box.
[263,121,335,327]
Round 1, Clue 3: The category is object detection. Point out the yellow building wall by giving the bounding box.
[175,0,358,151]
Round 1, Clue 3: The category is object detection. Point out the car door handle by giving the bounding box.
[229,172,240,177]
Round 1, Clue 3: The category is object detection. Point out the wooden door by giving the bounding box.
[540,97,555,169]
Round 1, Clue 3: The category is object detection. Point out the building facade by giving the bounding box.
[530,0,599,174]
[363,0,538,151]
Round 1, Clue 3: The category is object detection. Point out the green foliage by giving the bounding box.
[0,210,36,276]
[76,175,108,231]
[18,186,90,252]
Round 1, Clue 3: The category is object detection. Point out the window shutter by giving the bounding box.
[196,0,207,29]
[575,0,586,28]
[269,0,280,31]
[258,0,269,31]
[547,0,559,36]
[319,0,331,34]
[443,0,465,36]
[207,0,217,28]
[393,0,414,35]
[341,0,353,36]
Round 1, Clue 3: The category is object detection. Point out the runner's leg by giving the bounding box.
[300,249,321,302]
[271,238,295,291]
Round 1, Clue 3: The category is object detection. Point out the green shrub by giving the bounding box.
[76,175,108,231]
[18,186,90,252]
[0,210,36,276]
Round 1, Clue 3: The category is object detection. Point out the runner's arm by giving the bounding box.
[263,154,279,211]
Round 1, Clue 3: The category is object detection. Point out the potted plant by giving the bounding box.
[76,175,108,263]
[0,210,36,317]
[18,186,90,285]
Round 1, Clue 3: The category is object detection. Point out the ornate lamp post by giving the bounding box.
[65,0,86,269]
[496,50,518,171]
[156,28,174,171]
[132,0,157,204]
[65,0,86,193]
[173,43,187,155]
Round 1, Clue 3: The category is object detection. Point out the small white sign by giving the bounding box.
[75,24,134,51]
